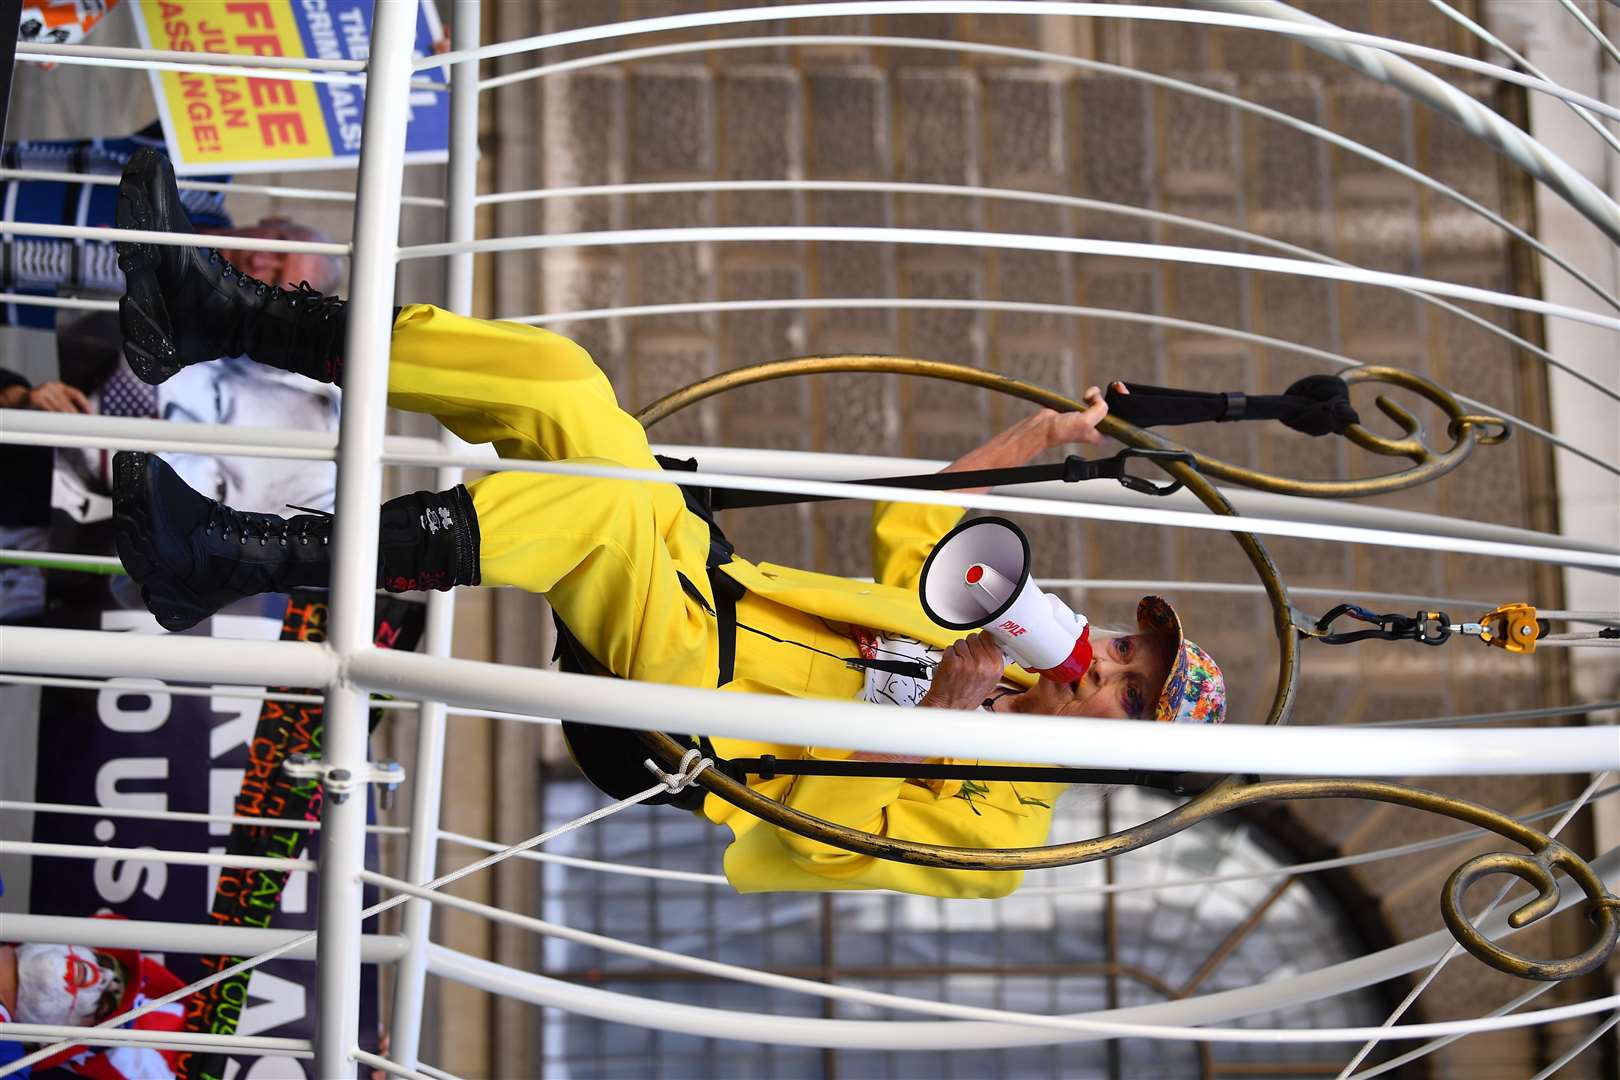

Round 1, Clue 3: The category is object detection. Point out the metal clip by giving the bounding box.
[1474,603,1541,654]
[1062,448,1198,498]
[1310,604,1452,646]
[282,753,406,806]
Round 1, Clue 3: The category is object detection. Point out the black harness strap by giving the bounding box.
[736,755,1216,794]
[1105,375,1359,437]
[693,446,1196,512]
[559,452,1207,806]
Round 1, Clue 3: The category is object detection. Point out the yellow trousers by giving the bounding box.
[387,304,725,687]
[385,305,1054,899]
[388,303,862,703]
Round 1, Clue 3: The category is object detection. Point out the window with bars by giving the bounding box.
[533,783,1395,1079]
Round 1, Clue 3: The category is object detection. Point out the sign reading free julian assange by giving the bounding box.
[129,0,450,174]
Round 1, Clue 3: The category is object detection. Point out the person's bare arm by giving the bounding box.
[938,383,1124,495]
[0,380,92,413]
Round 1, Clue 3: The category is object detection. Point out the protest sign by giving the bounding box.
[128,0,448,174]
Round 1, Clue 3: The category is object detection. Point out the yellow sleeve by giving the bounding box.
[870,500,967,591]
[768,750,1059,899]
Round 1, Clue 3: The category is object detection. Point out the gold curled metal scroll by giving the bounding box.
[633,355,1616,982]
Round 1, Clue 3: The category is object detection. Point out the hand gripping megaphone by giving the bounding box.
[918,516,1094,680]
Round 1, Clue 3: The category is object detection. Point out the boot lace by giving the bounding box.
[207,249,259,292]
[202,504,330,548]
[283,281,345,321]
[203,503,291,547]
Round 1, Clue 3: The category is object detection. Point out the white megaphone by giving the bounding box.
[918,516,1094,680]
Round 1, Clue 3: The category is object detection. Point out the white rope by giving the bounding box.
[429,2,1620,124]
[476,32,1620,313]
[399,225,1620,333]
[478,176,1619,366]
[1345,983,1555,1079]
[366,867,1620,1044]
[1527,1009,1620,1080]
[512,296,1620,476]
[1539,611,1620,624]
[0,767,699,1079]
[0,167,447,208]
[1535,635,1620,647]
[437,828,727,885]
[1334,769,1612,1078]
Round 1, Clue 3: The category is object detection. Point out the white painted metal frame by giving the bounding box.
[0,2,1616,1077]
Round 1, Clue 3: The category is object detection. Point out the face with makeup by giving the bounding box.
[993,631,1177,721]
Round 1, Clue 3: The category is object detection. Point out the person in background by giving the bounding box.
[0,936,190,1080]
[1,122,343,329]
[0,366,90,623]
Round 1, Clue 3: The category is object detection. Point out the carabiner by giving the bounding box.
[1113,448,1197,498]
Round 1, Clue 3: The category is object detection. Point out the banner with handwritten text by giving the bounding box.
[128,0,448,174]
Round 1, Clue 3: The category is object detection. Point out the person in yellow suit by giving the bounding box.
[109,149,1225,900]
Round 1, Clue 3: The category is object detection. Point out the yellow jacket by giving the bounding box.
[704,499,1062,899]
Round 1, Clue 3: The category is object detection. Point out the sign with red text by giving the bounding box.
[128,0,449,175]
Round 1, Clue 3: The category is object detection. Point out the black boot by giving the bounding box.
[112,452,479,632]
[115,147,347,386]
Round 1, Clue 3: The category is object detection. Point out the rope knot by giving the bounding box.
[644,748,713,794]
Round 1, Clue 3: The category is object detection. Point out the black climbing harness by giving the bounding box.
[556,447,1200,806]
[1307,604,1459,646]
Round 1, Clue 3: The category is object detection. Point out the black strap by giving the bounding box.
[739,754,1217,796]
[712,570,744,687]
[1105,375,1360,437]
[1310,604,1453,646]
[698,447,1196,512]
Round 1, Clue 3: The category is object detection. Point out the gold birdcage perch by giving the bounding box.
[634,356,1615,983]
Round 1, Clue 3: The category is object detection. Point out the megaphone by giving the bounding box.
[918,516,1094,680]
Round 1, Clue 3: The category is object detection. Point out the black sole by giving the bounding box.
[115,153,183,386]
[112,451,211,632]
